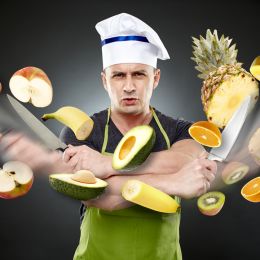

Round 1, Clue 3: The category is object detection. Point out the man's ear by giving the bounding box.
[153,69,161,89]
[101,71,108,91]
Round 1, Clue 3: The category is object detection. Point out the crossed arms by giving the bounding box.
[0,132,217,211]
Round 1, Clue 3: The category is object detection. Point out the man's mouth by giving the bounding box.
[122,98,138,105]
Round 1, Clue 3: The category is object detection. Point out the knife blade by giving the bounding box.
[207,95,252,162]
[0,94,67,150]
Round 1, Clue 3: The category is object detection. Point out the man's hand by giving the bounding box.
[63,145,114,179]
[167,157,217,199]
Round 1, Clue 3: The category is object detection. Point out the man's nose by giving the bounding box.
[123,76,136,93]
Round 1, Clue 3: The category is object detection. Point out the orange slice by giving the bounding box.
[241,176,260,202]
[188,121,222,147]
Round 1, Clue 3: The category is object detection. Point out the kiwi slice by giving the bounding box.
[221,162,249,185]
[197,191,225,216]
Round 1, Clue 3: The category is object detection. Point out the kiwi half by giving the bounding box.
[197,191,225,216]
[221,162,249,185]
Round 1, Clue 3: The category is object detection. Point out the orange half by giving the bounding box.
[188,121,222,147]
[241,176,260,202]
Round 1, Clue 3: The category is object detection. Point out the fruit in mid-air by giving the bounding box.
[197,191,225,216]
[122,179,180,213]
[191,29,259,129]
[0,161,34,199]
[9,66,53,107]
[42,106,94,140]
[49,171,107,200]
[0,82,2,93]
[241,177,260,202]
[188,121,222,147]
[112,125,156,171]
[250,56,260,81]
[221,161,249,185]
[248,128,260,166]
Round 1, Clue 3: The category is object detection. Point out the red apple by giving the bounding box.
[9,66,53,107]
[0,161,34,199]
[0,82,2,93]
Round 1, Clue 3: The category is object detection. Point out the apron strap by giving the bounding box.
[101,107,110,154]
[151,107,170,149]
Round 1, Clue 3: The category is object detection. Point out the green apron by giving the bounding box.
[73,107,182,260]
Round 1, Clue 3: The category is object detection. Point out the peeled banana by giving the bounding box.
[42,106,94,140]
[122,180,180,213]
[250,56,260,81]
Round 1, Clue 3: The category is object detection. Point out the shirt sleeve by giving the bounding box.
[173,118,193,143]
[59,126,99,151]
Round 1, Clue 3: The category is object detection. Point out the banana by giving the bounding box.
[250,56,260,81]
[42,106,94,140]
[122,180,180,213]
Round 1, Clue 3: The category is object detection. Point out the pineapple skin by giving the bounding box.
[202,64,259,129]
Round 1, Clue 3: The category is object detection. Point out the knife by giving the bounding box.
[0,94,67,151]
[207,95,252,162]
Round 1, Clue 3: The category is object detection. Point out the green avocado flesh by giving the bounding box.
[112,125,156,171]
[49,174,107,200]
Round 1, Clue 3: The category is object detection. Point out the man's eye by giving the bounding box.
[113,73,124,78]
[133,72,145,77]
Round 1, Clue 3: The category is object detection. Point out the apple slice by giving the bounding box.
[9,66,53,107]
[0,161,34,199]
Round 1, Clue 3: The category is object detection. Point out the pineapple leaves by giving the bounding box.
[191,29,239,79]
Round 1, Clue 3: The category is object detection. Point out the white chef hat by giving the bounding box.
[95,13,170,69]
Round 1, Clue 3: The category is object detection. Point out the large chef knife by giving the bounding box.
[208,95,252,162]
[0,94,67,150]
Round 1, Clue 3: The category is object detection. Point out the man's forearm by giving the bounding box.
[106,173,171,195]
[104,139,205,177]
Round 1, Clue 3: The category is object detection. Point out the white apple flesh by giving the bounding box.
[0,161,34,199]
[9,66,53,107]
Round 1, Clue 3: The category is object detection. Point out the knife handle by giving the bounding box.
[56,147,68,153]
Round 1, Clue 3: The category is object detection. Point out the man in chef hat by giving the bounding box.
[0,13,217,260]
[61,13,217,260]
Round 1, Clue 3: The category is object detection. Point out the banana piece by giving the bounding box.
[122,180,180,213]
[42,106,94,140]
[250,56,260,81]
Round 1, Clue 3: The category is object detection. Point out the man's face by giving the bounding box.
[101,63,160,115]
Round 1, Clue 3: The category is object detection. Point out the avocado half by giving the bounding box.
[112,125,156,171]
[49,174,107,200]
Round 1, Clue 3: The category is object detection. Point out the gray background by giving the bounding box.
[0,1,260,259]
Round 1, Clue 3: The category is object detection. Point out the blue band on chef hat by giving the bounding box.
[101,35,149,46]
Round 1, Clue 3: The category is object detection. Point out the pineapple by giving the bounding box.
[191,29,259,129]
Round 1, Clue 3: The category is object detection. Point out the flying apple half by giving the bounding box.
[9,66,53,107]
[0,161,34,199]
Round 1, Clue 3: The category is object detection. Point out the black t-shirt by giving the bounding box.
[60,107,193,153]
[60,107,193,222]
